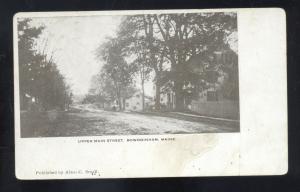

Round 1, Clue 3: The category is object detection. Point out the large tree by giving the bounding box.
[96,37,136,110]
[18,18,44,109]
[18,19,72,111]
[99,12,237,111]
[117,15,169,110]
[153,12,237,110]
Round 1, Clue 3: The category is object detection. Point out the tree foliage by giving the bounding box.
[116,13,237,110]
[95,37,137,110]
[18,19,72,111]
[94,12,238,111]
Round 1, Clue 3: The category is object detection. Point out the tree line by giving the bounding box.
[18,19,72,111]
[91,12,238,111]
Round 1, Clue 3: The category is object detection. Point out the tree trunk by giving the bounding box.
[116,87,122,111]
[118,92,122,111]
[141,79,145,111]
[174,76,185,112]
[123,98,126,110]
[155,80,161,111]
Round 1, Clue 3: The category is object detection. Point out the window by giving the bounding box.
[136,102,139,105]
[136,94,140,98]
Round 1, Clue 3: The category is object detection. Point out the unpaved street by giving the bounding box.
[21,104,238,137]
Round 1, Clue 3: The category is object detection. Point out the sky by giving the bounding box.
[31,16,123,95]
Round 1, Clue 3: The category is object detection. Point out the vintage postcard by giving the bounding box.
[14,8,287,179]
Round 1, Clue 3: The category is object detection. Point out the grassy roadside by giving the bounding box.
[132,111,240,130]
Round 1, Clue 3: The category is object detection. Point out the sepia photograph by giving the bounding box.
[13,8,288,180]
[17,12,239,138]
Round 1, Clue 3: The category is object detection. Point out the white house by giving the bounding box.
[151,48,239,116]
[153,80,176,110]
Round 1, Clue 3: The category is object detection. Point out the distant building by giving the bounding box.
[125,91,153,111]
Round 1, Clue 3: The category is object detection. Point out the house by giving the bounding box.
[188,49,239,119]
[153,79,175,110]
[152,48,239,119]
[153,69,202,111]
[125,91,153,111]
